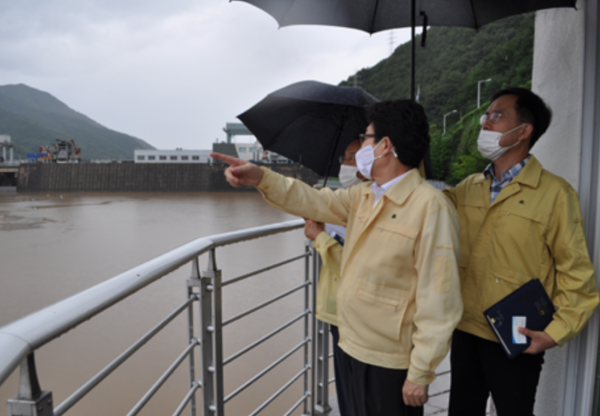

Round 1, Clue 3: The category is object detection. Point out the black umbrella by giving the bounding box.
[234,0,576,100]
[238,80,378,181]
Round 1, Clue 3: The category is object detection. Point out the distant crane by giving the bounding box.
[35,137,82,162]
[69,138,81,155]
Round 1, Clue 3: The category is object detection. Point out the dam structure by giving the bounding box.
[15,162,320,192]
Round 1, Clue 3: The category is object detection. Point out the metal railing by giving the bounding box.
[0,219,334,416]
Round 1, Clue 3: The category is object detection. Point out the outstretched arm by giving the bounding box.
[213,153,355,226]
[210,152,265,187]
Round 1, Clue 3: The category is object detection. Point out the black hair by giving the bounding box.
[491,88,552,150]
[367,100,430,168]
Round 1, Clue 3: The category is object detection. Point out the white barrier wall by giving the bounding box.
[532,7,584,187]
[532,1,600,415]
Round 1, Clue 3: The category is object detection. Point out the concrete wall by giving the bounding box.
[532,7,585,187]
[531,3,590,415]
[16,163,320,192]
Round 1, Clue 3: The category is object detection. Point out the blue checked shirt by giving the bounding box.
[483,155,531,203]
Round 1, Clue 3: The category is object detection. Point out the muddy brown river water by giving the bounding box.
[0,190,318,416]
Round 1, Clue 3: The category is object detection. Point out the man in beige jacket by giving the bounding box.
[304,139,363,416]
[212,100,463,416]
[444,88,599,416]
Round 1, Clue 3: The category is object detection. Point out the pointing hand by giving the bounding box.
[210,152,265,187]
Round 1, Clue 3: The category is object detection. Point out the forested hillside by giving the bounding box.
[340,13,534,182]
[0,84,154,160]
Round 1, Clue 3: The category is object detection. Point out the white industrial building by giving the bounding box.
[233,142,263,161]
[133,144,289,164]
[134,149,212,163]
[233,142,290,163]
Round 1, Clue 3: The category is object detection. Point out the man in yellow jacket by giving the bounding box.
[212,100,463,416]
[304,139,363,416]
[444,88,599,416]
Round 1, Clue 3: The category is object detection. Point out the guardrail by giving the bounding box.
[0,219,334,416]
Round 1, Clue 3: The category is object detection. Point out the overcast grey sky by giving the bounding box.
[0,0,414,150]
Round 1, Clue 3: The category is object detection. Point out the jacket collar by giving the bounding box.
[361,168,422,206]
[512,154,542,189]
[471,154,542,189]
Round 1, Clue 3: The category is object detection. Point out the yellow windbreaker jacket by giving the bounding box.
[313,232,343,327]
[444,155,599,346]
[257,168,463,385]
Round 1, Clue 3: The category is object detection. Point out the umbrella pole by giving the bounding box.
[322,109,349,188]
[410,0,434,179]
[411,0,415,100]
[322,129,341,188]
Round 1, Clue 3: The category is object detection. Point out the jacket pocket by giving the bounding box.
[434,257,453,293]
[483,270,530,310]
[491,208,546,279]
[376,220,419,240]
[346,288,410,347]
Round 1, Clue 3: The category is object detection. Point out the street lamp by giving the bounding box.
[443,110,458,134]
[477,78,492,108]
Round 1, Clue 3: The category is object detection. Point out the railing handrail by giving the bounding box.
[0,219,305,386]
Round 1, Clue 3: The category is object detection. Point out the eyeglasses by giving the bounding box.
[480,111,527,126]
[339,155,356,164]
[358,133,377,145]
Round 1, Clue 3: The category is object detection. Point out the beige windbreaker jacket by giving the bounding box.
[257,168,463,385]
[444,155,599,346]
[313,232,343,326]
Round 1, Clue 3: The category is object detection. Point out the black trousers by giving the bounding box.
[331,325,351,416]
[341,350,423,416]
[449,329,545,416]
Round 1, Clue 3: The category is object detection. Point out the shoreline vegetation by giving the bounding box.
[341,13,535,184]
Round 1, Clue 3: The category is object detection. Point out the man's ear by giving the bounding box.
[383,136,393,150]
[518,124,534,142]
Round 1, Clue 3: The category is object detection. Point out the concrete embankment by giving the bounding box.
[17,163,320,192]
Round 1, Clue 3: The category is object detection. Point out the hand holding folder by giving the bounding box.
[516,326,558,354]
[484,279,556,359]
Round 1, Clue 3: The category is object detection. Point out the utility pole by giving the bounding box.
[443,110,458,134]
[389,31,395,55]
[477,78,492,108]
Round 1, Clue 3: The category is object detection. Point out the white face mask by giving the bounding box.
[338,165,362,188]
[477,124,526,161]
[355,139,397,180]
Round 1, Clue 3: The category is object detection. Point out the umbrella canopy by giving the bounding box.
[235,0,576,99]
[238,80,378,177]
[236,0,575,32]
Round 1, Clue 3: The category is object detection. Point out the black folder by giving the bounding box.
[483,279,555,359]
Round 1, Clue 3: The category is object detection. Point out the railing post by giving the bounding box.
[187,257,202,416]
[306,241,316,416]
[313,251,331,415]
[7,353,53,416]
[199,249,224,416]
[213,257,225,416]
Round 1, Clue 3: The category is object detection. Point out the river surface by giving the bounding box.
[0,191,317,416]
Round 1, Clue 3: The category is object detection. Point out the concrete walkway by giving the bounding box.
[323,354,496,416]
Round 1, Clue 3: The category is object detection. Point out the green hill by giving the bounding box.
[0,84,154,160]
[340,13,534,182]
